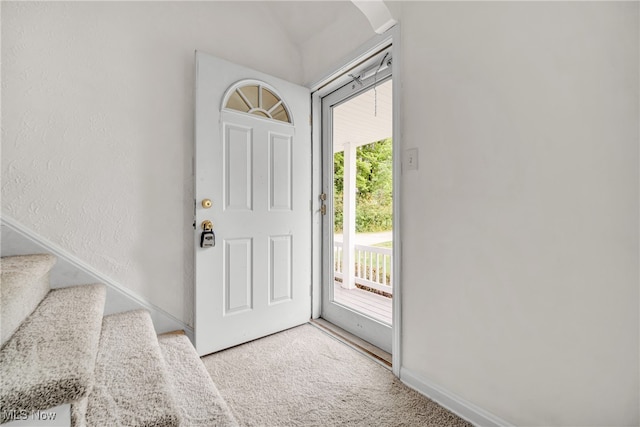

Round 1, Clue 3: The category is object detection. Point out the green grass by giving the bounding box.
[373,241,393,248]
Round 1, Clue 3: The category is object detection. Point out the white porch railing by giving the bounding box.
[334,242,393,295]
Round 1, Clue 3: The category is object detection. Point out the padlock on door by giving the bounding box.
[200,220,215,248]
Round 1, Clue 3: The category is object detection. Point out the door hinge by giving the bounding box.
[319,193,327,215]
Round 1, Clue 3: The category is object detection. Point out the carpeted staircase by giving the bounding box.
[0,254,238,427]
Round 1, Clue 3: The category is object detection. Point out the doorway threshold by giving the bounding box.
[310,318,392,369]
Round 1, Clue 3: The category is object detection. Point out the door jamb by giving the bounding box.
[310,26,402,377]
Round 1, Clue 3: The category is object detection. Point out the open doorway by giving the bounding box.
[320,48,394,354]
[333,80,393,324]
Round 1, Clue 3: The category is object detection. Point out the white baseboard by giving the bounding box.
[1,215,194,341]
[400,367,514,427]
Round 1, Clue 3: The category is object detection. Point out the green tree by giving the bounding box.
[334,138,392,233]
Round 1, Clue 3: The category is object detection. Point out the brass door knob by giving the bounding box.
[201,220,213,231]
[202,199,212,209]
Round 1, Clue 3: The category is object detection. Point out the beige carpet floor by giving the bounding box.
[203,324,472,427]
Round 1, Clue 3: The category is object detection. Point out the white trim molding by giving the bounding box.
[388,24,402,379]
[1,215,194,341]
[400,368,514,427]
[351,0,397,34]
[308,30,396,93]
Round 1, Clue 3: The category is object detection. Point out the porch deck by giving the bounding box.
[333,282,392,325]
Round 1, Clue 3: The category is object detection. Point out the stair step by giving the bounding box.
[158,334,238,427]
[85,310,180,427]
[1,254,56,346]
[0,284,106,423]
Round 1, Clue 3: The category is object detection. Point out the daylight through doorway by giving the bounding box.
[332,79,393,324]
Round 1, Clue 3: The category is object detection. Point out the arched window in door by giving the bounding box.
[222,80,292,124]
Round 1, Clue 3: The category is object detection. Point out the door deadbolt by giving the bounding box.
[202,199,212,209]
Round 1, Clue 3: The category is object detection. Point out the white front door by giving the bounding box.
[194,51,311,356]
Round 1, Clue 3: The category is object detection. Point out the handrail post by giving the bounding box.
[341,142,357,289]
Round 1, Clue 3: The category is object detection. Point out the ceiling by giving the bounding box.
[264,1,366,49]
[260,0,393,148]
[333,78,393,153]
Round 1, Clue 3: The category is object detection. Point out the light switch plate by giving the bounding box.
[404,148,419,171]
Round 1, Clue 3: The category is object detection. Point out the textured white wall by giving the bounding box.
[299,7,373,86]
[4,1,639,424]
[1,1,303,326]
[391,2,639,425]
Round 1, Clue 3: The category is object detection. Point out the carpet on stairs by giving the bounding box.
[0,284,106,424]
[1,254,56,346]
[84,309,180,427]
[158,334,238,427]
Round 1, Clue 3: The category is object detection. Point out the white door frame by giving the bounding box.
[310,27,402,376]
[320,68,393,353]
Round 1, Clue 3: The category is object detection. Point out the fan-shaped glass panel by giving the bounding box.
[227,91,250,112]
[224,83,291,124]
[241,85,260,110]
[271,104,290,123]
[262,88,279,111]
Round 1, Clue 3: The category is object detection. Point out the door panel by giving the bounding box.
[224,123,253,211]
[194,52,311,356]
[268,133,293,211]
[224,238,253,314]
[269,235,292,303]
